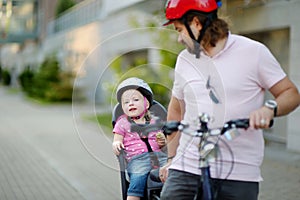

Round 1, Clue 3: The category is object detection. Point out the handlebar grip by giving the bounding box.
[222,118,274,135]
[231,118,250,129]
[226,118,274,128]
[243,119,274,128]
[163,121,181,135]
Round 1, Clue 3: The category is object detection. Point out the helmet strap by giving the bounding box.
[183,17,196,41]
[183,11,218,59]
[183,18,201,59]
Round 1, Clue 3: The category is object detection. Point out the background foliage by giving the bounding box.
[108,15,184,108]
[18,56,75,102]
[0,67,11,86]
[55,0,76,18]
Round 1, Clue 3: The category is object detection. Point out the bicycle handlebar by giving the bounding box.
[131,115,274,139]
[132,115,274,186]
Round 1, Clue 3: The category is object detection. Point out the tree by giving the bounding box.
[55,0,76,18]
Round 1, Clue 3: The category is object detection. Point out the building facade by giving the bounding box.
[0,0,299,152]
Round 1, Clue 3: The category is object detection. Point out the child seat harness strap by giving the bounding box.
[129,118,160,169]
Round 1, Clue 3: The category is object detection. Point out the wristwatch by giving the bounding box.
[264,100,277,117]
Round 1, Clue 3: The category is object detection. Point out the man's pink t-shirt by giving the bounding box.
[113,115,161,161]
[170,33,286,182]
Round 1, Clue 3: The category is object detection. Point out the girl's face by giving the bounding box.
[121,89,149,118]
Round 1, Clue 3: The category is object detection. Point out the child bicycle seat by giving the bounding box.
[112,100,167,200]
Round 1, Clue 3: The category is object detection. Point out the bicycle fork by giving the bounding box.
[193,158,214,200]
[200,163,214,200]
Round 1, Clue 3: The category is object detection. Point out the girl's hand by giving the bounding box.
[112,141,124,155]
[156,132,166,148]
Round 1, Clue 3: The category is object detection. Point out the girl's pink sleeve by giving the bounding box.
[112,115,126,136]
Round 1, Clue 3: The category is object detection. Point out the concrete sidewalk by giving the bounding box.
[0,86,299,199]
[260,142,300,200]
[0,87,121,200]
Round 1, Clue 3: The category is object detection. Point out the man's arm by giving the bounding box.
[250,77,300,128]
[159,96,185,182]
[270,77,300,116]
[166,96,185,160]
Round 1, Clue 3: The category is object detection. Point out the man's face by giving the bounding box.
[173,20,200,55]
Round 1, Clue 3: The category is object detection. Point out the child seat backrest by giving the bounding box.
[112,100,167,128]
[112,100,167,200]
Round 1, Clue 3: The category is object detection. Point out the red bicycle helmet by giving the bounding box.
[164,0,219,26]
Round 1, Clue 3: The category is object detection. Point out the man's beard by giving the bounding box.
[183,39,201,58]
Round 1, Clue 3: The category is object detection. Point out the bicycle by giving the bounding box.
[131,113,274,200]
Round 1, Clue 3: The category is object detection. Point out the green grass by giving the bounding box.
[82,112,114,137]
[6,87,21,94]
[96,113,113,128]
[83,112,113,130]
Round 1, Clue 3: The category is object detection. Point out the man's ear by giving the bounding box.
[192,16,202,30]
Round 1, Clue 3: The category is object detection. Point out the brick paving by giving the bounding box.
[0,117,84,200]
[0,87,120,200]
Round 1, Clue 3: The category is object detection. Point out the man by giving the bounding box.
[159,0,300,199]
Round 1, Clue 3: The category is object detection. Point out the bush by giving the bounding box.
[18,66,34,92]
[19,56,77,102]
[1,69,11,86]
[44,72,74,102]
[29,57,60,98]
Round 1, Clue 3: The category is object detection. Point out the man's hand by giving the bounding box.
[249,106,274,129]
[159,160,172,183]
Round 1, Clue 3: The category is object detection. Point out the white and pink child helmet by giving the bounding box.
[116,77,153,107]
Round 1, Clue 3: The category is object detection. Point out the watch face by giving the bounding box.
[265,100,277,117]
[266,100,277,108]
